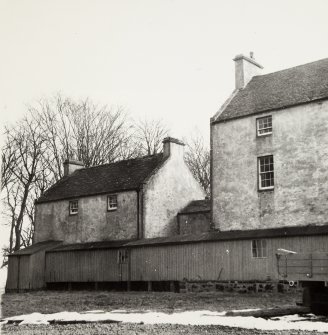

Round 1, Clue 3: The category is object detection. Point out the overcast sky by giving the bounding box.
[0,0,328,249]
[1,0,328,140]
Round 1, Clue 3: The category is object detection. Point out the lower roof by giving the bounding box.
[125,224,328,247]
[9,240,63,256]
[11,225,328,255]
[179,199,211,214]
[47,240,135,253]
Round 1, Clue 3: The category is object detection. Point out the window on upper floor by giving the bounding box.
[252,239,267,258]
[107,194,118,211]
[69,200,78,215]
[258,155,274,191]
[257,115,272,136]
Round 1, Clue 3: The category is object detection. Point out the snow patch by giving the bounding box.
[1,309,328,331]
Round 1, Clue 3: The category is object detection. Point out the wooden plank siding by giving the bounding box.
[278,252,328,282]
[8,234,327,290]
[129,235,328,282]
[6,255,31,290]
[29,250,49,289]
[6,256,19,290]
[18,255,31,289]
[45,249,128,283]
[5,241,63,291]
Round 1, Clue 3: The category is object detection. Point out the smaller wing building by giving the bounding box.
[34,137,205,244]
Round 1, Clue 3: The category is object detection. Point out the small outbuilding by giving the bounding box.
[6,241,62,292]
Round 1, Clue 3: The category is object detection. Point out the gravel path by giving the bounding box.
[2,323,327,335]
[3,290,326,334]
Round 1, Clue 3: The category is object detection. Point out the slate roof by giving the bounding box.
[125,224,328,247]
[179,199,210,214]
[9,240,63,256]
[37,154,166,203]
[48,240,134,252]
[214,57,328,123]
[12,225,328,254]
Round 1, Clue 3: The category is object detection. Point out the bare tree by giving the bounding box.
[1,96,177,262]
[35,95,136,179]
[1,140,16,190]
[1,94,140,260]
[134,118,169,155]
[68,100,135,166]
[2,183,19,257]
[2,116,47,252]
[31,95,73,181]
[184,134,210,197]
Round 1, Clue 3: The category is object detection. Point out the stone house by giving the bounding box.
[211,54,328,231]
[34,137,205,244]
[7,55,328,293]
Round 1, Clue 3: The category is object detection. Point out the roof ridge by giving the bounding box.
[252,57,328,80]
[215,56,328,123]
[36,152,166,203]
[77,152,164,171]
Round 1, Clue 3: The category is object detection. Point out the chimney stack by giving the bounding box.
[163,137,185,159]
[233,52,263,89]
[63,158,84,176]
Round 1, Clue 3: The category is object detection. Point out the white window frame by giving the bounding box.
[257,115,272,136]
[107,194,118,211]
[252,239,267,258]
[69,200,78,215]
[258,155,274,191]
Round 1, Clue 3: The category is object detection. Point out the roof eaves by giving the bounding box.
[211,96,328,125]
[125,225,328,248]
[35,187,140,204]
[178,209,211,215]
[47,239,136,253]
[9,240,63,256]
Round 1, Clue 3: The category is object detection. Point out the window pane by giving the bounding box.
[252,239,267,258]
[259,156,274,189]
[69,201,78,214]
[108,195,118,210]
[257,116,272,135]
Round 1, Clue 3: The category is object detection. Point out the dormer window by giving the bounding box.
[69,200,78,215]
[257,115,272,136]
[107,195,118,211]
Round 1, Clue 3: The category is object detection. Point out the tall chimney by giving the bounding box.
[63,158,84,176]
[233,52,263,89]
[163,137,185,159]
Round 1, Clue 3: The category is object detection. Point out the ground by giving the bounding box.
[1,290,302,317]
[1,290,326,334]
